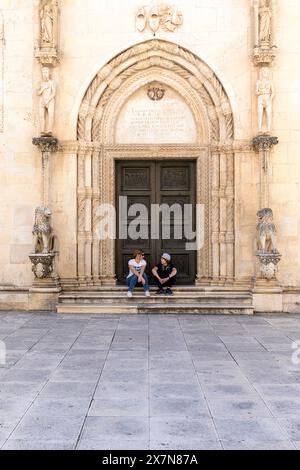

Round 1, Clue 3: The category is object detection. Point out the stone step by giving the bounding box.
[58,293,253,306]
[57,303,254,315]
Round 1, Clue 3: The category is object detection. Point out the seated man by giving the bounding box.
[127,249,150,298]
[152,253,177,295]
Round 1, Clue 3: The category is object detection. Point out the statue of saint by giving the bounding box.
[259,0,272,44]
[38,67,56,135]
[40,1,54,44]
[256,67,275,134]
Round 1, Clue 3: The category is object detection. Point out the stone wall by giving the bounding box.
[0,0,300,310]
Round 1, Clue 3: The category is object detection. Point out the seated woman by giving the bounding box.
[152,253,177,295]
[127,249,150,298]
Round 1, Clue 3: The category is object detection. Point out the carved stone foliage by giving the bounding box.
[257,252,281,280]
[136,4,183,33]
[0,10,4,132]
[29,253,55,279]
[77,40,234,145]
[35,0,59,66]
[32,135,59,153]
[252,134,278,152]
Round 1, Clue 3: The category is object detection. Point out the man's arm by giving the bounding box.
[169,267,177,279]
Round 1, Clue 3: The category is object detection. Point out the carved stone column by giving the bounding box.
[211,152,220,281]
[84,149,93,285]
[219,153,227,281]
[32,136,59,206]
[252,135,279,208]
[92,145,101,285]
[77,146,87,285]
[226,153,235,281]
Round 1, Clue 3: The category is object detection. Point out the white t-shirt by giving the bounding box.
[127,259,147,278]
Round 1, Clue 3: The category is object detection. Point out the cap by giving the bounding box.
[161,253,171,262]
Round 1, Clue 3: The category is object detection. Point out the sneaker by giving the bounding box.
[127,291,133,298]
[156,289,164,295]
[165,288,173,295]
[145,290,151,297]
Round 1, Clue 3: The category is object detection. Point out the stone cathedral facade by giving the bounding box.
[0,0,299,314]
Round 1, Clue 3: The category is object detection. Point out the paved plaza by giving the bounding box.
[1,312,300,450]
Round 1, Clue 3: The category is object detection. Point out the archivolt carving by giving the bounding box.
[77,40,234,144]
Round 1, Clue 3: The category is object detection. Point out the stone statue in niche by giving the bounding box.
[38,66,56,136]
[40,0,54,44]
[32,207,54,254]
[259,0,272,46]
[256,208,278,254]
[256,67,274,134]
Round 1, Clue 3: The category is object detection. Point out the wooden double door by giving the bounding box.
[116,160,197,285]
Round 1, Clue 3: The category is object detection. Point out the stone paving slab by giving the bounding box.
[0,311,300,450]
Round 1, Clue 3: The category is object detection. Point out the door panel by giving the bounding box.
[116,160,196,284]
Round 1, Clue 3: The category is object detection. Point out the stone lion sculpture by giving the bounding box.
[256,208,278,254]
[32,206,54,254]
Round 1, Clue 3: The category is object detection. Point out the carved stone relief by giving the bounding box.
[136,4,183,33]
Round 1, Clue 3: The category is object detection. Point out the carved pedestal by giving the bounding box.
[256,252,281,280]
[28,253,61,311]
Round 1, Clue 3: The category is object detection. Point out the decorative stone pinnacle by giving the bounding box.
[252,135,279,152]
[32,135,59,153]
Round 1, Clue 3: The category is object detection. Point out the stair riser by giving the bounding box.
[57,306,253,315]
[59,298,253,306]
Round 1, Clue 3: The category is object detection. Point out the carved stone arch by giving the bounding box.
[77,39,234,143]
[95,67,210,144]
[76,39,236,286]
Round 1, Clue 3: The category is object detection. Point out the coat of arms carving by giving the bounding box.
[136,4,183,33]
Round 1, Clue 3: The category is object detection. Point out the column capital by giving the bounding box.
[252,134,279,152]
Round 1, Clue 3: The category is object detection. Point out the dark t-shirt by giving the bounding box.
[155,263,176,279]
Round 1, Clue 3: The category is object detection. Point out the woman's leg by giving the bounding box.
[142,273,149,292]
[127,275,138,292]
[154,277,163,290]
